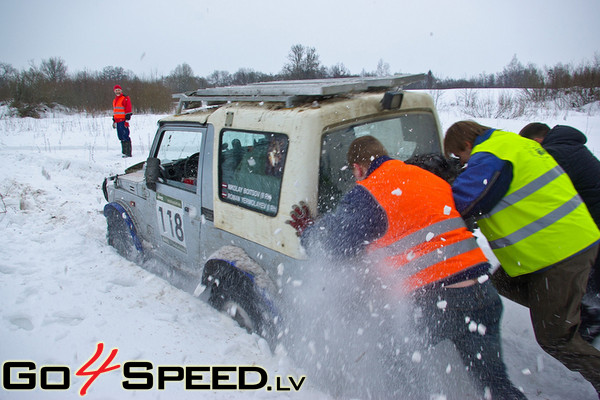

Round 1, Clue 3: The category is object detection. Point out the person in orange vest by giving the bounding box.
[287,135,526,399]
[112,84,132,157]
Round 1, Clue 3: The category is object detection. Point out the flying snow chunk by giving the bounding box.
[193,284,206,297]
[521,368,532,375]
[477,274,489,284]
[443,205,452,215]
[436,300,447,310]
[392,188,403,196]
[483,179,488,185]
[411,351,422,363]
[477,323,487,335]
[426,232,435,241]
[277,263,284,276]
[468,321,478,332]
[445,364,452,374]
[228,304,238,317]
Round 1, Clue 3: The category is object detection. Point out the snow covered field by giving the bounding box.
[1,88,599,399]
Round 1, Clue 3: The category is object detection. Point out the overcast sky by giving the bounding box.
[1,0,599,80]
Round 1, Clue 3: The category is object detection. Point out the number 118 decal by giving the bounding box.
[156,192,187,252]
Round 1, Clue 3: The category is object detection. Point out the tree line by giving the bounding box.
[1,45,598,117]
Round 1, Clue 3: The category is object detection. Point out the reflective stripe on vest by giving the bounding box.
[113,96,127,121]
[360,160,488,291]
[473,130,600,276]
[370,217,481,283]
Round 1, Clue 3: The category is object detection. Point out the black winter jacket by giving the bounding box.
[542,125,600,227]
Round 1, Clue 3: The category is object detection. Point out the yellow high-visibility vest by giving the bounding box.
[473,130,599,276]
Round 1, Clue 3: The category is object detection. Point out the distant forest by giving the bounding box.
[1,44,599,117]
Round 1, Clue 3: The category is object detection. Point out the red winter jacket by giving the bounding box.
[113,95,132,122]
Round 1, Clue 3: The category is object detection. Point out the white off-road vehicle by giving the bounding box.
[102,75,444,344]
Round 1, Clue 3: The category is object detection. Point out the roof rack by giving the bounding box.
[173,73,426,112]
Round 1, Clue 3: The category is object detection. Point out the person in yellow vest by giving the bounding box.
[288,135,526,399]
[444,120,600,396]
[112,84,132,157]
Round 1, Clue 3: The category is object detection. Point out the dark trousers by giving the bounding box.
[414,280,526,399]
[116,121,130,142]
[585,250,600,302]
[116,121,131,156]
[492,245,600,393]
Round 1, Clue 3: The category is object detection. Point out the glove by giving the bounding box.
[286,201,314,237]
[125,113,132,121]
[112,122,116,129]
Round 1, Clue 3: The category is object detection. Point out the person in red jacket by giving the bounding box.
[112,84,132,157]
[288,135,526,399]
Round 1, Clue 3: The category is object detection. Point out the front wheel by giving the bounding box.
[105,207,142,262]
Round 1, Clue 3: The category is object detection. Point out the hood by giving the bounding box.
[543,125,587,147]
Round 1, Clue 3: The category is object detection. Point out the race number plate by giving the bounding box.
[156,192,186,252]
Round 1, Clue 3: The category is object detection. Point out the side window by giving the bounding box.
[219,130,288,216]
[155,129,203,191]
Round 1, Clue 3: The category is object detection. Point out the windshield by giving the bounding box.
[318,112,441,214]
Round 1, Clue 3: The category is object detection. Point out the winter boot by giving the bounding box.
[121,141,132,158]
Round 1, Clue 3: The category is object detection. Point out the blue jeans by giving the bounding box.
[413,279,526,399]
[116,121,130,142]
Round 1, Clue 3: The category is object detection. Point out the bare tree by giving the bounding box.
[282,44,326,80]
[208,70,232,87]
[41,57,68,82]
[0,63,17,97]
[375,59,390,77]
[328,63,352,78]
[165,63,200,92]
[231,68,272,85]
[101,66,129,83]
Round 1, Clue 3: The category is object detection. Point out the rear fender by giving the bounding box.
[103,202,143,252]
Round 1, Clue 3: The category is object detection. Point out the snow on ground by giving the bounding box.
[0,89,599,399]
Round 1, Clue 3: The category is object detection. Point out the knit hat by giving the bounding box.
[114,84,122,90]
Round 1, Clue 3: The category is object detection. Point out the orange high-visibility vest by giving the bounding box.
[113,95,129,122]
[359,159,488,292]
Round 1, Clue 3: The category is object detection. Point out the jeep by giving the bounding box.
[102,75,444,344]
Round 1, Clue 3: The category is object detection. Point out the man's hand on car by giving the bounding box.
[286,201,314,236]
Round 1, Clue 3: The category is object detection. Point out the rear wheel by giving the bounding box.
[210,287,260,334]
[206,268,277,347]
[209,287,263,334]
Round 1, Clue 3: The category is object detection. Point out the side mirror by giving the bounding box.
[145,157,161,191]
